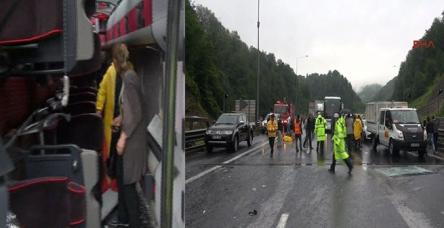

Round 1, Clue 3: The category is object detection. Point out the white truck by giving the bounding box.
[366,102,426,156]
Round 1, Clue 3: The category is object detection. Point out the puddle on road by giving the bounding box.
[375,166,433,177]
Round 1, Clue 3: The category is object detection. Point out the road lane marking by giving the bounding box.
[186,140,268,184]
[407,151,444,161]
[276,213,289,228]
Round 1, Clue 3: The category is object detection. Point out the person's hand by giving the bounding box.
[112,116,122,127]
[116,132,127,155]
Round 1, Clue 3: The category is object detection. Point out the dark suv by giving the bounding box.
[205,113,253,153]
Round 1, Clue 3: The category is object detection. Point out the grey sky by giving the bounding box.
[192,0,444,91]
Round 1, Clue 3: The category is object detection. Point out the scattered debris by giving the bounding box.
[203,210,206,215]
[261,184,267,188]
[376,166,433,177]
[252,187,257,191]
[248,210,258,216]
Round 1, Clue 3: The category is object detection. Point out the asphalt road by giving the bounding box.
[186,133,444,228]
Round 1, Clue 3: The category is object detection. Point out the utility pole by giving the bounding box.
[256,0,260,125]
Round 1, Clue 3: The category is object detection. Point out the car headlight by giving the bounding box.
[222,130,233,135]
[395,129,404,140]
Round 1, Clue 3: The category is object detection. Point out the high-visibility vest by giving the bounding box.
[294,120,302,135]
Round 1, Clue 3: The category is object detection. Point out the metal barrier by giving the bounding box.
[184,116,209,153]
[185,129,207,152]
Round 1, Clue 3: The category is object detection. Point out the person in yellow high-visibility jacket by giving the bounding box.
[96,62,122,188]
[267,114,278,157]
[329,113,353,174]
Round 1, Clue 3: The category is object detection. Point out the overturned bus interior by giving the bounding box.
[0,0,185,227]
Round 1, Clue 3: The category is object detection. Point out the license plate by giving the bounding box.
[411,143,420,147]
[212,135,222,139]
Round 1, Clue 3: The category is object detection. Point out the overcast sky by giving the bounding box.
[192,0,444,91]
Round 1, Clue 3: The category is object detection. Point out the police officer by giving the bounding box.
[329,112,353,174]
[315,112,327,154]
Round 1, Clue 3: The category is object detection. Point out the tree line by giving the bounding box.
[185,1,364,119]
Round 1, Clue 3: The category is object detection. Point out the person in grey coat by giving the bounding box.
[114,43,148,227]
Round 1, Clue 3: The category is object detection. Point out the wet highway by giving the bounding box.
[186,133,444,228]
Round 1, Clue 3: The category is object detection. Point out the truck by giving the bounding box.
[365,102,426,156]
[324,96,343,131]
[234,100,256,125]
[274,100,295,131]
[308,100,324,116]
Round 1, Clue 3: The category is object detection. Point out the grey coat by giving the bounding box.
[121,70,148,185]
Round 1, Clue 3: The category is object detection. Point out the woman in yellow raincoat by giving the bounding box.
[353,115,363,149]
[96,62,118,190]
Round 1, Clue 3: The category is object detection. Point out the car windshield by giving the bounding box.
[390,110,419,124]
[216,115,239,124]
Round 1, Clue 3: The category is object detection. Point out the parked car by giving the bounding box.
[205,113,253,153]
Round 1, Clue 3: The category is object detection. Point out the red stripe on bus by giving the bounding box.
[144,0,153,26]
[9,177,68,192]
[0,29,62,45]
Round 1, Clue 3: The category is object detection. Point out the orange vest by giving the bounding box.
[294,120,302,135]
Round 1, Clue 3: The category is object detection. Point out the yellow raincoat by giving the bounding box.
[353,118,363,141]
[96,63,117,160]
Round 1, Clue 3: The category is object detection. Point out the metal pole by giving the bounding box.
[161,0,181,227]
[256,0,260,124]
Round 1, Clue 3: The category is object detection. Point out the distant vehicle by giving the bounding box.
[362,119,371,141]
[365,101,408,134]
[366,103,426,156]
[324,96,343,131]
[205,113,254,153]
[308,100,324,116]
[234,100,256,124]
[274,100,294,131]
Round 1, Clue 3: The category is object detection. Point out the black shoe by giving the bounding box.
[109,218,129,227]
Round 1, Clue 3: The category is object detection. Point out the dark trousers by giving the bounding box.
[303,130,313,148]
[317,140,325,154]
[295,135,303,151]
[346,134,354,152]
[269,137,275,154]
[434,133,439,151]
[329,153,353,171]
[117,155,141,228]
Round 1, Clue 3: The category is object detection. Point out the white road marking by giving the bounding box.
[186,141,268,184]
[276,213,289,228]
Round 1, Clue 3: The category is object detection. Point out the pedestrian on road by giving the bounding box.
[303,114,315,150]
[267,114,278,157]
[329,113,353,174]
[293,115,303,152]
[432,116,439,152]
[345,113,354,152]
[426,116,436,152]
[277,118,283,148]
[315,112,327,154]
[354,115,363,150]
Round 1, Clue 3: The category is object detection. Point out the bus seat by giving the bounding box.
[65,102,96,115]
[69,92,97,104]
[56,114,103,151]
[26,145,84,184]
[8,177,86,227]
[81,149,101,228]
[70,87,98,95]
